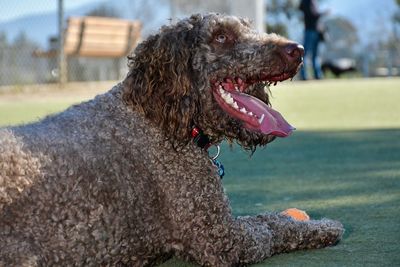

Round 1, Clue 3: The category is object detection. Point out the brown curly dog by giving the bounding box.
[0,13,344,266]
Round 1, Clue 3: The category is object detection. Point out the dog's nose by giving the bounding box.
[284,43,304,61]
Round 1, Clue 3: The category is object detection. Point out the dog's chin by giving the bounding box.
[230,124,277,149]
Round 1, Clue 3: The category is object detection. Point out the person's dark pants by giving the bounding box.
[300,29,323,80]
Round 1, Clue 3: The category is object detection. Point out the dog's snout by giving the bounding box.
[283,43,304,61]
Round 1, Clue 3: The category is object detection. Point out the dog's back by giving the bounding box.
[0,86,168,265]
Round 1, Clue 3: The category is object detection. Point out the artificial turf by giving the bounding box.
[1,78,399,266]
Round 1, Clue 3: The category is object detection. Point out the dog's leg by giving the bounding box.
[166,186,343,266]
[164,175,274,266]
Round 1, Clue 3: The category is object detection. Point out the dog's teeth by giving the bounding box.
[258,114,265,124]
[232,102,239,109]
[225,97,234,104]
[248,111,253,116]
[234,85,239,91]
[222,93,234,105]
[240,107,247,113]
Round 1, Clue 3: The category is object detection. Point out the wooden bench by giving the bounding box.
[34,16,141,58]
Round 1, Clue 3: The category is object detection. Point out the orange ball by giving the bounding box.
[281,208,310,221]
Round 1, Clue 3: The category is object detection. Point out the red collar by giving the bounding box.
[191,127,212,150]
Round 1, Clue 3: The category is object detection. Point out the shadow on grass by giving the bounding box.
[162,129,400,267]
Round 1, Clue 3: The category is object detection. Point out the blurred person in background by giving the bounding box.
[299,0,329,80]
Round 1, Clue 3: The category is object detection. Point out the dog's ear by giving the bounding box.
[123,17,202,144]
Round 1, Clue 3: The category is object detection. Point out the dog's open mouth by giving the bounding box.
[212,73,295,137]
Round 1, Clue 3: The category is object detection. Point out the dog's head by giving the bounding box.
[123,13,303,150]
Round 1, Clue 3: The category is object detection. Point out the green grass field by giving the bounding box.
[1,78,399,266]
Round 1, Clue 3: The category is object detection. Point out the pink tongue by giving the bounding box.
[231,91,295,137]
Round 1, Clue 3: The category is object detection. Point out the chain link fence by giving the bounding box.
[0,0,172,87]
[0,1,55,86]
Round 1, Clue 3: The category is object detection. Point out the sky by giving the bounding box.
[0,0,396,24]
[0,0,100,22]
[0,0,397,47]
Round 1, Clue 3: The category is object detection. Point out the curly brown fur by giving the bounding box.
[0,13,343,266]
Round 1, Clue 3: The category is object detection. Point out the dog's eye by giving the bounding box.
[215,34,227,43]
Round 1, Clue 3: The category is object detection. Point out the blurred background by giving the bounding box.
[0,0,399,87]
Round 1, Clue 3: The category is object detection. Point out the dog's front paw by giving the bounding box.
[313,218,345,247]
[281,211,344,247]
